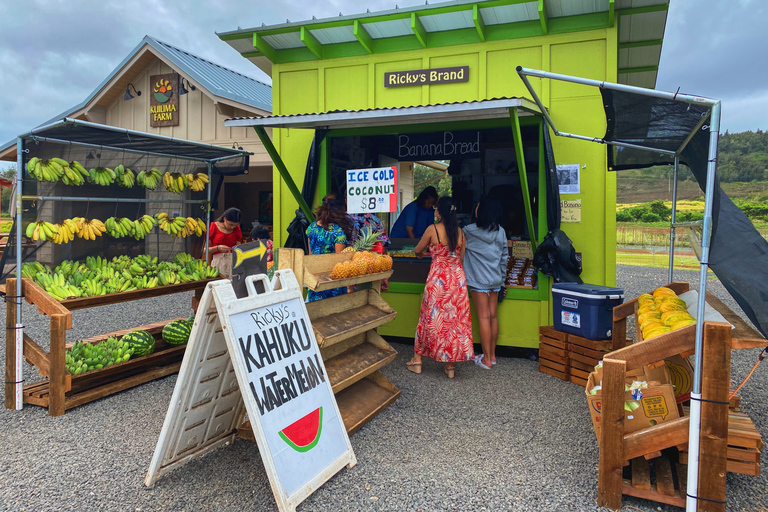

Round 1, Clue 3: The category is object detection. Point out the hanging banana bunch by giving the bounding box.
[186,172,209,192]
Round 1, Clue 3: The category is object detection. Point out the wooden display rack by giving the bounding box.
[4,277,214,416]
[239,248,400,438]
[597,282,766,511]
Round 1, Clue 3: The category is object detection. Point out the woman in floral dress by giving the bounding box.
[407,196,474,378]
[305,194,353,302]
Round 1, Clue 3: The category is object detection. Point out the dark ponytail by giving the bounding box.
[435,196,460,253]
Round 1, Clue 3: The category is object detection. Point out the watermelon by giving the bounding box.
[162,320,191,346]
[185,315,195,329]
[122,330,155,358]
[278,407,323,452]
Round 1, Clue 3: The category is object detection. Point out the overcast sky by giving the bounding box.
[1,0,765,170]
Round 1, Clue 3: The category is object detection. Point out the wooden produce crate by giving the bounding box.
[306,289,397,348]
[278,249,392,292]
[4,277,207,416]
[538,327,569,381]
[321,330,398,394]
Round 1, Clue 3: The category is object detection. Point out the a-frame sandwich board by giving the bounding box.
[145,271,356,511]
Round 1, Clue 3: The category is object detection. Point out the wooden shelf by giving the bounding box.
[306,289,397,347]
[59,279,217,310]
[335,371,400,436]
[278,249,392,291]
[322,331,397,394]
[310,269,393,292]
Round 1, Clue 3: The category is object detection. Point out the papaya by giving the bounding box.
[662,311,692,325]
[659,301,688,313]
[638,304,658,315]
[661,296,687,308]
[644,325,672,339]
[640,319,664,332]
[638,312,661,324]
[653,286,676,298]
[637,293,653,302]
[669,317,696,330]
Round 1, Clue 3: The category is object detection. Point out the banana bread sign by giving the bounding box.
[149,73,180,127]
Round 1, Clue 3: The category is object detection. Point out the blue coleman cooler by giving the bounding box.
[552,283,624,340]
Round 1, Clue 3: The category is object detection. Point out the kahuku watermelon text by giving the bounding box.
[238,316,326,416]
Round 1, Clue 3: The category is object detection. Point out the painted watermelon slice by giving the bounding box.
[278,407,323,452]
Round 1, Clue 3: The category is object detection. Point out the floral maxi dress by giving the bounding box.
[414,240,475,362]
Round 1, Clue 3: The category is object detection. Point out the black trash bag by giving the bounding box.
[285,209,310,254]
[532,229,583,284]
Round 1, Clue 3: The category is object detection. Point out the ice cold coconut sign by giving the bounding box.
[230,296,350,495]
[346,166,398,213]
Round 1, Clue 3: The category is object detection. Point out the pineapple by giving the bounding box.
[341,246,355,253]
[353,226,382,253]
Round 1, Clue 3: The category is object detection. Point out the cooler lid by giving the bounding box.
[552,282,624,299]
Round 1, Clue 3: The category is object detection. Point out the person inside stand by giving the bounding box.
[390,186,438,239]
[407,196,474,379]
[208,207,242,277]
[463,196,509,370]
[250,222,273,269]
[305,193,353,302]
[348,211,390,292]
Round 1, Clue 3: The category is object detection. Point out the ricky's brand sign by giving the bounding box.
[384,66,469,87]
[149,73,180,127]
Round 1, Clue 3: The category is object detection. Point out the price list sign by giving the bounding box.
[346,166,398,214]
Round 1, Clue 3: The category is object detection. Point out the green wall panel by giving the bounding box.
[325,65,369,111]
[486,46,543,101]
[278,69,319,114]
[550,39,606,99]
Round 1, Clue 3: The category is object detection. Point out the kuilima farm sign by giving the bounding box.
[346,166,398,214]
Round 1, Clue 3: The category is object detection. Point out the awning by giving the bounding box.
[224,97,541,130]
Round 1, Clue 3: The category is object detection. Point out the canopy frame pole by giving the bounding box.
[253,126,315,222]
[510,108,538,251]
[205,162,212,264]
[21,196,203,204]
[686,100,721,512]
[668,156,680,283]
[13,137,24,410]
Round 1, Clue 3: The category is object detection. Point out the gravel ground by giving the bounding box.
[1,265,766,511]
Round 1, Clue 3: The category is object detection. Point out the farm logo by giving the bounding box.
[153,78,173,103]
[149,73,180,127]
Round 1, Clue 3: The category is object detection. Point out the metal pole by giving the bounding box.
[14,138,24,410]
[22,136,214,164]
[668,157,679,283]
[685,101,721,512]
[205,162,211,263]
[517,69,676,156]
[21,195,201,204]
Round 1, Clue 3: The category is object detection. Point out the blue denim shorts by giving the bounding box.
[468,286,501,294]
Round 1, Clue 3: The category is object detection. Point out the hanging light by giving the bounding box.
[124,83,141,101]
[179,77,196,95]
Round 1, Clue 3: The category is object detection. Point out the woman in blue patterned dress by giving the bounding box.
[305,193,353,302]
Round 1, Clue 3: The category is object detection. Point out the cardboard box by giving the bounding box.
[586,364,679,439]
[664,354,694,402]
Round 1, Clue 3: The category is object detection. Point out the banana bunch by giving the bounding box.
[87,167,116,186]
[114,165,136,188]
[58,160,90,186]
[73,218,106,240]
[105,217,133,238]
[163,172,189,194]
[132,275,159,290]
[81,278,108,297]
[134,215,157,239]
[157,269,181,286]
[43,273,84,301]
[136,168,162,190]
[52,220,78,244]
[186,172,209,192]
[66,338,133,375]
[85,255,110,272]
[26,157,67,182]
[25,221,59,241]
[104,275,133,294]
[20,262,50,280]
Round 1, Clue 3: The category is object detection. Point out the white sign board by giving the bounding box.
[146,272,356,512]
[556,164,580,195]
[346,166,398,213]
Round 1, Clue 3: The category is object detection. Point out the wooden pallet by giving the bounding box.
[538,326,616,387]
[678,410,763,476]
[622,452,687,508]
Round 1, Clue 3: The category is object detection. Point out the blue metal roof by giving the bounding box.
[146,36,272,113]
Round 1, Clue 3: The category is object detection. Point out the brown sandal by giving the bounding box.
[406,359,422,374]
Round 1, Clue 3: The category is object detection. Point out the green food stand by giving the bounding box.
[218,0,669,347]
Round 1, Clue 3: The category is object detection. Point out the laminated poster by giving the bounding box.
[556,164,580,195]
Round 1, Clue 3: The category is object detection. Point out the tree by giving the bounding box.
[0,165,16,216]
[413,163,451,198]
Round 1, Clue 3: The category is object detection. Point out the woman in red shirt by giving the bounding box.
[208,208,242,277]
